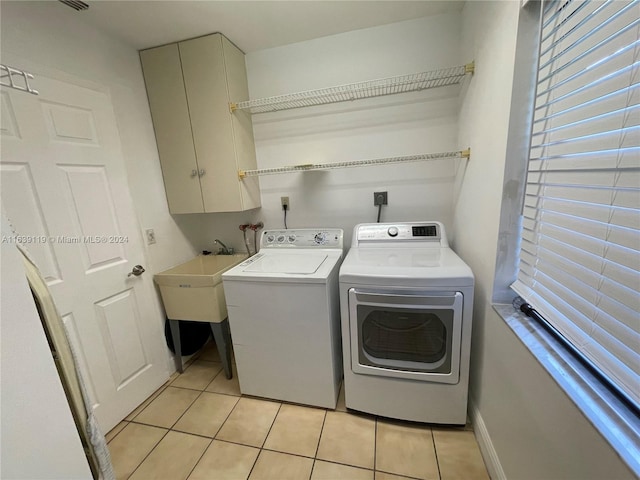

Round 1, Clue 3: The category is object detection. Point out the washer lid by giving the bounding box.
[223,250,342,284]
[243,253,328,274]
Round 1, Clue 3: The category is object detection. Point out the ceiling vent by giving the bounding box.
[58,0,89,11]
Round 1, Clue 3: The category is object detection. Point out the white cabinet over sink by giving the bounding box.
[140,33,261,214]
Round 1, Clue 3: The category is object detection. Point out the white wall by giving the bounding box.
[453,2,635,479]
[245,14,463,246]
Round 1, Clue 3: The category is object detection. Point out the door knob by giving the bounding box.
[127,265,145,277]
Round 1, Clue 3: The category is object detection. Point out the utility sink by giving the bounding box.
[154,254,247,323]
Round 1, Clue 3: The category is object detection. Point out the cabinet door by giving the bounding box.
[140,44,205,214]
[179,34,242,213]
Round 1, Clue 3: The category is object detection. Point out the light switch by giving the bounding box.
[145,229,156,245]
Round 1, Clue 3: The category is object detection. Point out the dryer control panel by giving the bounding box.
[261,228,343,249]
[354,222,448,247]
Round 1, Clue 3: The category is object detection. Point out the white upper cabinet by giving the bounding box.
[140,33,260,214]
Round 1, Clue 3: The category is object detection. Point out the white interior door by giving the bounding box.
[0,73,169,432]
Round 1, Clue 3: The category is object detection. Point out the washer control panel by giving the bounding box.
[354,222,445,246]
[262,229,343,249]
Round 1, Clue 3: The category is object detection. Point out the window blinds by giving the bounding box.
[512,0,640,406]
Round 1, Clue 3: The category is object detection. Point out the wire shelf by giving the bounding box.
[231,63,474,114]
[238,149,470,179]
[0,64,39,95]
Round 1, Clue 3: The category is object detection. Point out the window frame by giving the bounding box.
[491,0,640,475]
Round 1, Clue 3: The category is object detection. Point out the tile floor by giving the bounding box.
[107,342,490,480]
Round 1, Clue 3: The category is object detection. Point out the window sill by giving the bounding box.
[492,303,640,477]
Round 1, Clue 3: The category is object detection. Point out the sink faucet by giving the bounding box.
[214,239,233,255]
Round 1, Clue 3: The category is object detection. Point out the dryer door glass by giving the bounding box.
[362,310,448,364]
[358,305,452,373]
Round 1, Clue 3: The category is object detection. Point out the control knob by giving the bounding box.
[387,226,399,237]
[314,232,327,245]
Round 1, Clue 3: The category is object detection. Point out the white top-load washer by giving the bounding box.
[339,222,474,424]
[222,228,344,409]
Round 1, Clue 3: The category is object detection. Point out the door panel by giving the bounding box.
[348,288,463,385]
[1,72,169,431]
[41,101,98,144]
[94,288,149,386]
[0,91,20,137]
[0,162,62,284]
[59,164,126,270]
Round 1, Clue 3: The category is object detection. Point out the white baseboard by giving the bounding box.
[469,400,507,480]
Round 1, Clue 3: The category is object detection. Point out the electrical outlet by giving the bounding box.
[145,228,156,245]
[281,196,290,210]
[374,191,388,206]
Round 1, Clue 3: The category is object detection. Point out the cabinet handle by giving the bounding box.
[190,169,198,178]
[199,169,206,177]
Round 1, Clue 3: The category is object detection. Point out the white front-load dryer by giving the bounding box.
[222,229,344,409]
[339,222,474,424]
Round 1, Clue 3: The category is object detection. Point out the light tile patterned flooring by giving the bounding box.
[107,342,490,480]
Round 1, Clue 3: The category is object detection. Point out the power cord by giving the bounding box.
[283,203,288,229]
[375,193,385,223]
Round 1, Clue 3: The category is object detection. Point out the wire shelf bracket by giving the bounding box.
[0,64,39,95]
[230,62,474,114]
[238,149,471,179]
